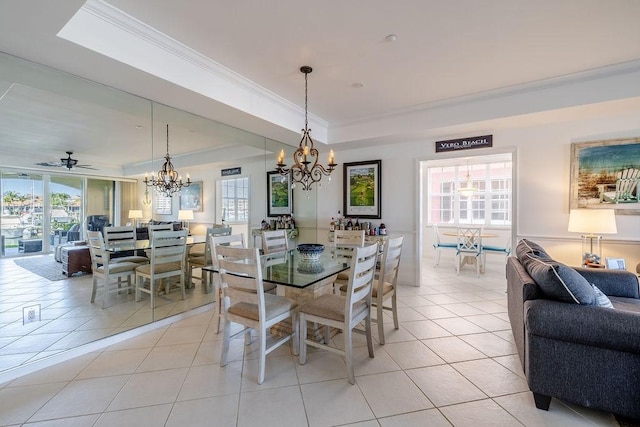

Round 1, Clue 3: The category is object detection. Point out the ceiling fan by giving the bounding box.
[36,151,97,170]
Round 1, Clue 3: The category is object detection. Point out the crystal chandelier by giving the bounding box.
[276,66,336,191]
[144,124,191,197]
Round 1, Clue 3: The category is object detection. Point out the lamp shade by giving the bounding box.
[568,209,617,234]
[128,209,143,220]
[178,209,194,221]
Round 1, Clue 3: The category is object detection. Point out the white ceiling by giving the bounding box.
[1,0,640,173]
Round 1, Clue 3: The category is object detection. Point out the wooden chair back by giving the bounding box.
[262,229,289,254]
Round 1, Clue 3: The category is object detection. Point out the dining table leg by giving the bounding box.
[271,274,338,342]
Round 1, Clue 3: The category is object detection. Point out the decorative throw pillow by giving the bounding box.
[523,255,596,305]
[516,239,555,275]
[515,239,552,264]
[593,284,614,308]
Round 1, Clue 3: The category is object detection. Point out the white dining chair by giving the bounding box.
[217,245,298,384]
[432,224,457,267]
[482,233,512,266]
[135,229,188,308]
[87,231,143,308]
[209,233,246,333]
[186,226,232,289]
[298,242,378,384]
[102,225,149,264]
[332,229,365,293]
[456,226,484,277]
[261,229,289,254]
[371,235,404,345]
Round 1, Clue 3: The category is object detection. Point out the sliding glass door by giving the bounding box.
[50,176,83,246]
[1,172,44,256]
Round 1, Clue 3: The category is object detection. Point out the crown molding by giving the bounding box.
[68,0,327,133]
[334,59,640,130]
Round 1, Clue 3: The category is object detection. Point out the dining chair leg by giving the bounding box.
[299,313,308,364]
[103,277,110,309]
[345,326,355,385]
[150,278,156,309]
[377,303,385,345]
[392,294,399,330]
[258,330,267,384]
[221,317,231,367]
[290,312,299,356]
[91,276,98,303]
[135,275,141,302]
[365,315,374,358]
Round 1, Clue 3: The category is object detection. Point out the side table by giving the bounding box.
[61,246,92,277]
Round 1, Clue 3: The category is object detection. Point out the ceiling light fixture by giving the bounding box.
[276,66,337,191]
[458,163,477,197]
[144,124,191,197]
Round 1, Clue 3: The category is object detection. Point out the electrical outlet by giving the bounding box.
[23,304,41,325]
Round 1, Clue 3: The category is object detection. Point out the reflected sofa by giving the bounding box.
[507,239,640,420]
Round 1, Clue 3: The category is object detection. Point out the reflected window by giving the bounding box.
[221,177,249,223]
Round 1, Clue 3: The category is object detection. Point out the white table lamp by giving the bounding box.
[178,209,194,232]
[128,209,143,228]
[568,209,617,266]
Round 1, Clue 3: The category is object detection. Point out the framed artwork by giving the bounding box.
[605,257,626,270]
[155,193,172,215]
[570,137,640,215]
[267,171,293,216]
[180,181,203,212]
[343,160,382,219]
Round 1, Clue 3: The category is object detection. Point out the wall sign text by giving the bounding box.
[435,135,493,153]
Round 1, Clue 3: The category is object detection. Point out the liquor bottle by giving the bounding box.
[354,218,360,231]
[329,217,335,231]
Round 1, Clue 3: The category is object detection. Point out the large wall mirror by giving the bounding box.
[0,52,316,375]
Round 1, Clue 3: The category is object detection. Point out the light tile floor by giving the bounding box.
[0,256,623,426]
[0,255,213,372]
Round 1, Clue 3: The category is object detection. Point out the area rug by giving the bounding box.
[13,255,89,281]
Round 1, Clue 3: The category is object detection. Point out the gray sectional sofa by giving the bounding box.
[507,239,640,419]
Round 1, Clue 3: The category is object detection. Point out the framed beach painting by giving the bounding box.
[343,160,382,219]
[180,181,203,212]
[267,171,293,216]
[570,137,640,215]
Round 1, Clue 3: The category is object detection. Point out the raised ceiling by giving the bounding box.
[1,0,640,173]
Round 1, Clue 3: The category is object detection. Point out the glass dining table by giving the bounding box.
[104,235,207,253]
[204,248,350,340]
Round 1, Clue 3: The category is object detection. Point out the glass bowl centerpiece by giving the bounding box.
[296,243,324,261]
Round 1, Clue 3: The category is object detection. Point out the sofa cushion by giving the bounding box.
[593,284,614,308]
[524,256,596,305]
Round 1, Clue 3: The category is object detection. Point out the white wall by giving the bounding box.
[321,104,640,285]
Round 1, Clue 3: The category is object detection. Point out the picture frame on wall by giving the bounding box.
[570,137,640,215]
[180,181,203,212]
[267,171,293,217]
[605,257,626,270]
[155,193,172,215]
[343,160,382,219]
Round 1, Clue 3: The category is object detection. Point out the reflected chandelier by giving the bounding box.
[144,124,191,197]
[276,66,336,191]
